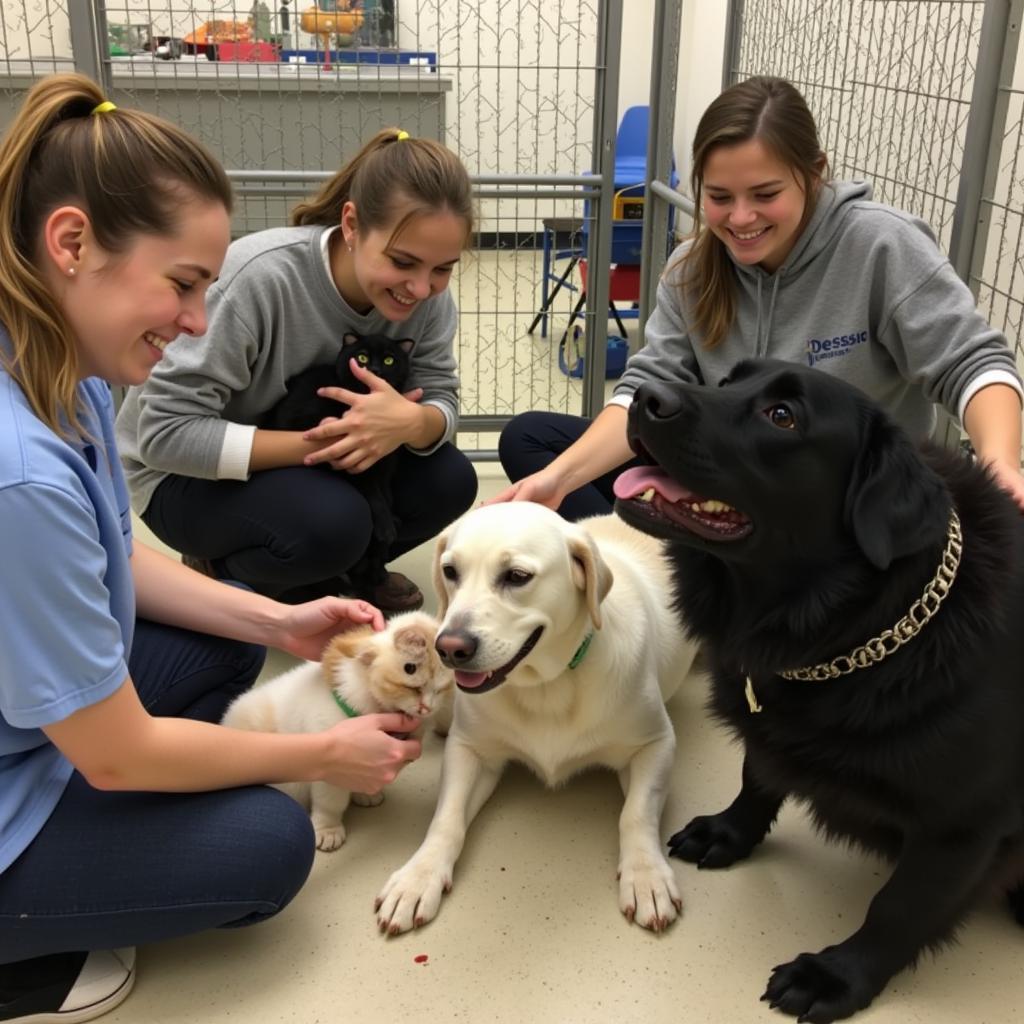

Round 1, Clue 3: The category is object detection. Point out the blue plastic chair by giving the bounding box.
[528,107,678,339]
[583,105,679,264]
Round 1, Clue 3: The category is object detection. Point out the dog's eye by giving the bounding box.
[503,568,533,587]
[765,403,796,429]
[403,663,417,675]
[442,564,458,582]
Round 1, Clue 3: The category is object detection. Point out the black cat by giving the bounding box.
[262,331,415,595]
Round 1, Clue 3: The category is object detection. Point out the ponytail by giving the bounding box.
[292,128,473,248]
[0,72,231,435]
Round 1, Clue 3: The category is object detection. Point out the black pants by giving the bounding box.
[498,411,641,522]
[143,443,477,598]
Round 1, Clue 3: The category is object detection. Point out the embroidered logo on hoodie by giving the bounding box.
[805,330,869,367]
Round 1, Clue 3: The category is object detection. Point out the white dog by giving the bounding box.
[375,502,700,934]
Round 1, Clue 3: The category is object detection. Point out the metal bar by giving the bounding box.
[232,185,600,202]
[722,0,745,89]
[227,170,599,186]
[648,179,694,214]
[458,415,512,432]
[582,0,624,416]
[638,0,684,349]
[949,0,1019,285]
[466,190,599,200]
[69,2,112,93]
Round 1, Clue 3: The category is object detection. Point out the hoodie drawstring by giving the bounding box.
[757,274,782,357]
[754,276,763,354]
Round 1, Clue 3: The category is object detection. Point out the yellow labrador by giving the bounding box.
[375,502,700,934]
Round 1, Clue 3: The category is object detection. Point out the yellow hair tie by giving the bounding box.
[91,100,117,115]
[396,130,410,141]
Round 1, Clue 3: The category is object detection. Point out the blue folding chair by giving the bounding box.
[581,105,679,265]
[529,107,679,340]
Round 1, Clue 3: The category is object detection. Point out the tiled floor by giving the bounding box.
[119,462,1024,1024]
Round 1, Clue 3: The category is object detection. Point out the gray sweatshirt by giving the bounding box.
[612,181,1022,439]
[116,225,460,515]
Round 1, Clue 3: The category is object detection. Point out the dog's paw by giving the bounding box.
[352,791,385,807]
[374,858,452,935]
[617,853,682,933]
[762,948,882,1023]
[314,824,347,852]
[667,812,757,868]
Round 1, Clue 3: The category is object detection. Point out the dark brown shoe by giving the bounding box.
[355,571,424,612]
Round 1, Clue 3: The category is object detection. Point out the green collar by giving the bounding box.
[568,631,594,670]
[332,690,360,718]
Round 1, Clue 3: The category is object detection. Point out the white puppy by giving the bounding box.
[375,502,700,934]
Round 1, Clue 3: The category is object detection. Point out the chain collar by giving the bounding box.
[779,509,962,683]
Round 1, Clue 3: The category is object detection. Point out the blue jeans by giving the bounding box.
[0,618,315,963]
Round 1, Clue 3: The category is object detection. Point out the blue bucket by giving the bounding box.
[559,330,628,380]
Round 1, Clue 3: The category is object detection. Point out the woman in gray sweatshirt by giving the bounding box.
[497,76,1024,518]
[116,130,478,610]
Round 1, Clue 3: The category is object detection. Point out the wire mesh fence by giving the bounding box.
[724,0,1024,393]
[0,0,618,454]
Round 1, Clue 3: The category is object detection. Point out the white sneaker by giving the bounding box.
[0,948,135,1023]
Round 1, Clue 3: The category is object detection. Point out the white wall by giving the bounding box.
[0,0,729,201]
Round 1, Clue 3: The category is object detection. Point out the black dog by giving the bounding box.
[614,358,1024,1022]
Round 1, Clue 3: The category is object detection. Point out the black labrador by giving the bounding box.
[614,358,1024,1022]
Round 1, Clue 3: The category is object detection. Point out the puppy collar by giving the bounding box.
[568,631,594,670]
[332,690,360,718]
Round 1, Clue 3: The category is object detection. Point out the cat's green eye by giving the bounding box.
[384,356,395,366]
[403,663,417,675]
[357,353,369,364]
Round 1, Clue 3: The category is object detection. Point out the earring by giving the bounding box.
[67,267,76,276]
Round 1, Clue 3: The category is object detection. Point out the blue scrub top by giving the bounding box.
[0,338,134,873]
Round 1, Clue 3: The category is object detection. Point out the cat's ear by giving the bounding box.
[397,338,415,354]
[342,332,361,348]
[394,626,429,655]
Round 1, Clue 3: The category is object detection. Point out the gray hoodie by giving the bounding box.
[612,181,1022,440]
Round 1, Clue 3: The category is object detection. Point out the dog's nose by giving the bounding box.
[435,630,478,667]
[635,382,684,420]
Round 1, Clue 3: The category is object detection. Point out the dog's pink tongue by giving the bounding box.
[455,670,490,689]
[614,465,695,503]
